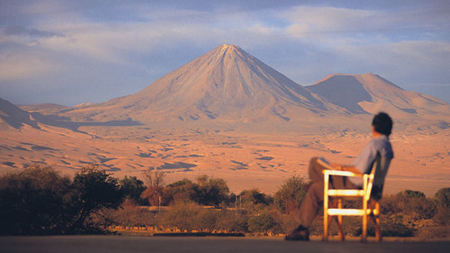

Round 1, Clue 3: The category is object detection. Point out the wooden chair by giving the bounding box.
[322,153,391,242]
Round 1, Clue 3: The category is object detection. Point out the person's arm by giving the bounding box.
[334,164,363,175]
[329,162,363,175]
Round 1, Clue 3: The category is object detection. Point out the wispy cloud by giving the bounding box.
[0,1,449,105]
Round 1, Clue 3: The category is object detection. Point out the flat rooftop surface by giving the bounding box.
[1,236,449,253]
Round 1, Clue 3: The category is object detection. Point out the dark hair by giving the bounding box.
[372,112,393,136]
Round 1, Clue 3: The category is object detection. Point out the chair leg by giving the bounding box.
[323,176,329,241]
[337,198,344,241]
[323,212,328,241]
[361,199,368,242]
[370,215,381,242]
[374,202,382,242]
[333,216,345,241]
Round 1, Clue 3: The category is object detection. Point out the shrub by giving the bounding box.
[352,216,415,237]
[120,176,147,205]
[161,201,202,232]
[238,189,272,212]
[416,226,450,239]
[105,199,157,227]
[194,175,230,207]
[0,165,124,235]
[70,166,124,232]
[433,188,450,225]
[215,210,249,232]
[434,188,450,209]
[141,170,166,206]
[0,165,72,235]
[164,179,197,204]
[273,176,308,214]
[381,190,436,219]
[195,208,219,232]
[248,212,276,233]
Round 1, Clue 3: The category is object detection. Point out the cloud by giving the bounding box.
[0,1,449,105]
[0,51,58,82]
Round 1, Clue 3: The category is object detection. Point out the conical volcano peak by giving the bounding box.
[81,43,328,123]
[214,44,243,58]
[221,43,239,49]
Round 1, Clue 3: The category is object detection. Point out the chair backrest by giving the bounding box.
[366,152,392,200]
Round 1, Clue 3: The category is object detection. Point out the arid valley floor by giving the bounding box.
[1,121,448,196]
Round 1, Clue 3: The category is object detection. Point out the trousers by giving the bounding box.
[298,157,357,227]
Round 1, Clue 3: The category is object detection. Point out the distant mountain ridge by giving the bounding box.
[307,73,448,116]
[0,98,39,129]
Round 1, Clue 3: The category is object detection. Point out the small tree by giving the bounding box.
[0,165,72,235]
[69,165,124,232]
[434,188,450,209]
[120,176,146,204]
[194,175,230,207]
[165,179,197,204]
[433,188,450,225]
[239,189,272,212]
[141,170,166,206]
[273,176,308,214]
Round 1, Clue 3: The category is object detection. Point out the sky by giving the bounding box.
[0,0,449,105]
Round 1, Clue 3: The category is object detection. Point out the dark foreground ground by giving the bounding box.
[1,236,449,253]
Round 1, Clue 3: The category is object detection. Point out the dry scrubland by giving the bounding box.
[1,165,448,240]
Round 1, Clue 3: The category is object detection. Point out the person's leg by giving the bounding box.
[298,182,323,227]
[308,157,326,182]
[285,181,323,240]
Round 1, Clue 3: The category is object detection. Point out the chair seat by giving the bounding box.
[328,208,374,216]
[327,189,364,196]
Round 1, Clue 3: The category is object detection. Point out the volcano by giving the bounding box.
[63,44,336,123]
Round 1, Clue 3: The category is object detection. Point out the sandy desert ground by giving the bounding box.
[1,122,448,196]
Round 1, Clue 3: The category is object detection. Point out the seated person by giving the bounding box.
[285,112,394,241]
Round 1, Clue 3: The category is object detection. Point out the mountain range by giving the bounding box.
[1,44,449,131]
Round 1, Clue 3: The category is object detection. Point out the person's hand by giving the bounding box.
[330,163,341,170]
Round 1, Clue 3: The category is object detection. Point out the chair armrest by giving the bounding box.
[323,170,363,177]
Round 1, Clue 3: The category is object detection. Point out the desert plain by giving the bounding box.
[1,119,448,196]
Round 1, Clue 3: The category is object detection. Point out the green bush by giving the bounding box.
[248,213,276,233]
[381,190,436,219]
[0,165,72,235]
[215,210,249,232]
[273,176,307,214]
[120,176,147,205]
[105,199,157,227]
[161,201,202,232]
[0,165,124,235]
[434,188,450,209]
[238,189,272,212]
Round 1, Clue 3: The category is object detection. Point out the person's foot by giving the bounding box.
[285,225,310,241]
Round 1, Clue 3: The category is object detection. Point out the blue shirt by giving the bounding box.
[350,135,394,186]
